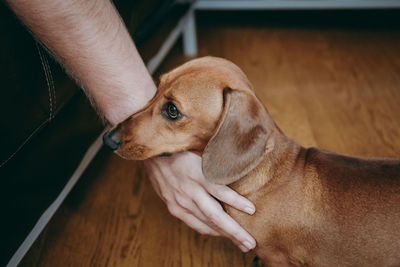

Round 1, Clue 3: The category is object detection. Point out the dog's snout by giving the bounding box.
[103,127,121,151]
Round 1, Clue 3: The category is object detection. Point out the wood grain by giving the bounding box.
[21,11,400,267]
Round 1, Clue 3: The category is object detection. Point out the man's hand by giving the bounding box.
[144,151,256,252]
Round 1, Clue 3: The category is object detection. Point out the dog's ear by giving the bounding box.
[202,88,269,185]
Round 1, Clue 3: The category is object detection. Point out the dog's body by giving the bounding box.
[228,144,400,266]
[104,57,400,266]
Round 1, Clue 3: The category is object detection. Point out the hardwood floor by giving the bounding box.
[21,11,400,267]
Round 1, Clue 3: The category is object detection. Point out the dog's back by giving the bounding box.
[301,148,400,266]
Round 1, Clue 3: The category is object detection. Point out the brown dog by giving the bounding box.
[103,57,400,266]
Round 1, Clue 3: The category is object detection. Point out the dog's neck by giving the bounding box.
[229,130,303,196]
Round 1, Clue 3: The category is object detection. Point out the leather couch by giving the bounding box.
[0,1,191,265]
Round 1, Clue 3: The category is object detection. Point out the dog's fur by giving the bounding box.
[105,57,400,266]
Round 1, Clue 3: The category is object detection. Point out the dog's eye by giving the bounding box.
[162,102,181,120]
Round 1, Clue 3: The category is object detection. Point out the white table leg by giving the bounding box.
[183,9,198,56]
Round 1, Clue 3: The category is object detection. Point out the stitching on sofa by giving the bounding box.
[36,43,56,120]
[42,45,56,120]
[1,43,57,168]
[46,52,56,119]
[46,53,56,119]
[0,119,49,168]
[36,45,52,120]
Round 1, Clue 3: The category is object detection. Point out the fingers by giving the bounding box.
[204,182,256,215]
[167,206,220,236]
[192,189,256,252]
[144,152,257,253]
[144,158,220,236]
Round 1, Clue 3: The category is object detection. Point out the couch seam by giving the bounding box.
[0,119,49,168]
[36,42,56,120]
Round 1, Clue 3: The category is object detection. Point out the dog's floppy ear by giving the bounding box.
[202,88,269,185]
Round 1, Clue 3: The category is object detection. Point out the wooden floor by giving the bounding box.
[21,11,400,267]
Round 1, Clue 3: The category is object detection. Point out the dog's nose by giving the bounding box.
[103,129,121,151]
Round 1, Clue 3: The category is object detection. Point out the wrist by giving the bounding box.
[99,79,157,126]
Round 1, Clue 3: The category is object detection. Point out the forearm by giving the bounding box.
[7,0,156,125]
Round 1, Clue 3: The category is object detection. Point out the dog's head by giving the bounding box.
[103,57,274,184]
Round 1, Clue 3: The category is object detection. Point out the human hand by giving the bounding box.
[143,151,256,252]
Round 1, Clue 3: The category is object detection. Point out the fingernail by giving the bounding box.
[243,241,253,250]
[244,206,255,215]
[239,244,249,253]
